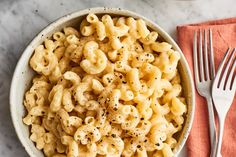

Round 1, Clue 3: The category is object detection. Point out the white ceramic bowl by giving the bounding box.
[10,7,195,157]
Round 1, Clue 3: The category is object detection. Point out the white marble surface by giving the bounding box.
[0,0,235,156]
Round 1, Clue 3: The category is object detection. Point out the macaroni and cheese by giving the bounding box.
[23,13,187,157]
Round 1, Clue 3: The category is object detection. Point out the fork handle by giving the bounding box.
[206,98,217,157]
[214,115,225,157]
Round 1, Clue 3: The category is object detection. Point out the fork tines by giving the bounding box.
[215,48,236,90]
[193,29,215,83]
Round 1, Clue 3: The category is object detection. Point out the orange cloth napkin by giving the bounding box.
[177,18,236,157]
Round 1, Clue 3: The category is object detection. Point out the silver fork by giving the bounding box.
[212,48,236,157]
[193,29,217,157]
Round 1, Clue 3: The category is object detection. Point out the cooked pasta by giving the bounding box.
[23,13,187,157]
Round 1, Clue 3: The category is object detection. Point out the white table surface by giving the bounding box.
[0,0,235,156]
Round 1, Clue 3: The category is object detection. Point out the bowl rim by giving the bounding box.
[10,7,195,157]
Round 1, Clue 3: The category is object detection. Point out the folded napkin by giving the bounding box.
[177,18,236,157]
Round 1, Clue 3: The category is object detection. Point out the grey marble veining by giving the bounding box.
[0,0,235,156]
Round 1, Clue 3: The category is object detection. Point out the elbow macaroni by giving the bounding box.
[23,14,187,157]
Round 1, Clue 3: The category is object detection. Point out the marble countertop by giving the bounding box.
[0,0,235,156]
